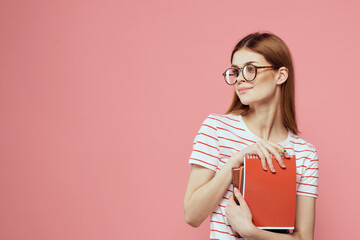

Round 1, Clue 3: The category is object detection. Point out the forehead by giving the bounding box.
[232,48,268,66]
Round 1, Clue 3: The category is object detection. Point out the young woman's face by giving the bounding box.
[231,48,279,106]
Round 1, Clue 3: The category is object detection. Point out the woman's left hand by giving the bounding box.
[225,188,257,237]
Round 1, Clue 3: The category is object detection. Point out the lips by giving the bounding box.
[238,87,252,91]
[238,86,253,94]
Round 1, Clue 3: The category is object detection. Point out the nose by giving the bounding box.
[235,72,246,83]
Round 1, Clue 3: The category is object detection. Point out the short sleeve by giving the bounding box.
[188,114,220,172]
[297,149,319,198]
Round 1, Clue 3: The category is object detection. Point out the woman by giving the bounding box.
[184,32,319,240]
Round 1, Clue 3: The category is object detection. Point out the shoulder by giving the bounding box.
[289,133,318,158]
[204,113,241,126]
[197,113,240,131]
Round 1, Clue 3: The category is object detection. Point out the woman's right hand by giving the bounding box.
[228,139,290,172]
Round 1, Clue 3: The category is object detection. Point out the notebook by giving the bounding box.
[232,154,297,230]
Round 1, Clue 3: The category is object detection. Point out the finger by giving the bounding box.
[228,194,235,206]
[267,141,290,159]
[234,187,248,207]
[233,187,242,198]
[232,188,241,205]
[279,150,290,159]
[262,141,286,168]
[258,140,280,171]
[257,141,273,163]
[227,193,239,209]
[254,145,267,171]
[257,142,275,172]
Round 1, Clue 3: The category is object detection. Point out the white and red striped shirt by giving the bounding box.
[188,113,319,240]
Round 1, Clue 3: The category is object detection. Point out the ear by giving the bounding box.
[275,66,288,85]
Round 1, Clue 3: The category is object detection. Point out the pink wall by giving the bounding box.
[1,0,359,239]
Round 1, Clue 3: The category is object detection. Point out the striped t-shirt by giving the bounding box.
[188,113,319,240]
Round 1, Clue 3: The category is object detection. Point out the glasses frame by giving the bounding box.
[222,64,280,85]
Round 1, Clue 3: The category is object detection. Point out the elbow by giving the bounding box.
[184,205,203,228]
[184,213,202,228]
[183,197,206,228]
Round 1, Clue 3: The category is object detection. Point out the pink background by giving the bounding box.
[1,0,359,239]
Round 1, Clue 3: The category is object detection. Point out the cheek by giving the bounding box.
[254,77,277,94]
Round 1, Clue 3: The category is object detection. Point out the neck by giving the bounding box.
[242,93,288,142]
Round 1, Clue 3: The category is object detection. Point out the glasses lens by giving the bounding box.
[224,68,238,84]
[243,65,256,81]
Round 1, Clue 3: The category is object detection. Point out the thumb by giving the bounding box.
[234,187,248,207]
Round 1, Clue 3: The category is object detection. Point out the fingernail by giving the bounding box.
[281,163,286,168]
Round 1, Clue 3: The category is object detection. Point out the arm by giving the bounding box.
[225,189,316,240]
[183,159,238,227]
[184,139,289,227]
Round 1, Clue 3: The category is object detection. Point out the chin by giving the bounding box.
[238,95,252,105]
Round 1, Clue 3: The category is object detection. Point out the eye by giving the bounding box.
[246,65,256,72]
[229,68,239,76]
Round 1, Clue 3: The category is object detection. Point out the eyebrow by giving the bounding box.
[231,61,258,68]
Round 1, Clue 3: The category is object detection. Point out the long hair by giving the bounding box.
[226,32,298,135]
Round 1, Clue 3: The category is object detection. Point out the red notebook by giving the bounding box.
[233,154,297,230]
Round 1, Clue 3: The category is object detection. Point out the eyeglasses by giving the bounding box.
[222,64,280,85]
